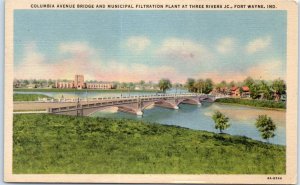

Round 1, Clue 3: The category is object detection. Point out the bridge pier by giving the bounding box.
[136,110,143,116]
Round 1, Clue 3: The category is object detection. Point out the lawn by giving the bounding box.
[13,114,286,174]
[13,94,52,101]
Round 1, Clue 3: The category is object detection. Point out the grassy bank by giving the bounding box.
[13,114,285,174]
[13,94,52,101]
[14,88,159,93]
[215,98,286,109]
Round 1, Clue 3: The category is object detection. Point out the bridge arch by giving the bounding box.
[199,97,214,103]
[141,100,178,111]
[177,97,201,106]
[85,105,138,116]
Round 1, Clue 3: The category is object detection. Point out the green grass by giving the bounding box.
[13,114,286,174]
[215,98,286,109]
[14,88,160,93]
[13,94,52,101]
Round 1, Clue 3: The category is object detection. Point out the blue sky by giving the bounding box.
[14,10,286,83]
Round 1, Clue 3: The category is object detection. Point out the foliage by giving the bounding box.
[13,114,285,174]
[158,78,172,93]
[13,94,51,101]
[186,78,213,94]
[271,79,286,101]
[259,80,273,100]
[203,79,214,94]
[249,83,261,99]
[255,115,277,142]
[185,78,196,92]
[212,111,230,133]
[215,98,286,109]
[194,79,205,93]
[243,77,255,87]
[228,81,236,87]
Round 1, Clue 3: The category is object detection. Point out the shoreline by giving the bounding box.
[214,102,286,112]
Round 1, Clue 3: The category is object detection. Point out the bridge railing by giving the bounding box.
[38,93,208,103]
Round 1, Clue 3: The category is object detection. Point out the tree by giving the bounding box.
[243,77,255,87]
[139,80,145,90]
[158,78,172,93]
[212,111,230,133]
[23,79,29,86]
[249,82,260,99]
[259,80,272,100]
[228,81,236,88]
[271,79,286,101]
[194,79,205,93]
[255,115,276,142]
[128,82,135,90]
[203,78,213,94]
[215,80,227,94]
[185,78,196,92]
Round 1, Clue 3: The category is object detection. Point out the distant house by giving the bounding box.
[241,86,251,98]
[230,86,250,98]
[231,86,240,97]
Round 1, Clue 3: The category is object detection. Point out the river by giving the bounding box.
[14,90,286,145]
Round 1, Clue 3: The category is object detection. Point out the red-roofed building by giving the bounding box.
[241,86,250,98]
[231,86,240,97]
[230,86,251,98]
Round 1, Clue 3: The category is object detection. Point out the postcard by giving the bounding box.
[4,0,298,183]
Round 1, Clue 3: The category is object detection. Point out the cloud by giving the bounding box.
[197,58,285,82]
[59,41,98,56]
[14,41,185,83]
[14,42,103,80]
[96,61,185,83]
[14,42,49,79]
[216,37,236,55]
[246,36,272,54]
[246,59,285,80]
[15,41,285,84]
[156,38,212,63]
[125,36,151,53]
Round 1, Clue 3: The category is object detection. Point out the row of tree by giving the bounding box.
[212,111,277,142]
[185,78,214,94]
[243,77,286,101]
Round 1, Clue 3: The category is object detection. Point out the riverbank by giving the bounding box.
[14,88,160,93]
[13,114,285,174]
[215,98,286,110]
[13,94,52,101]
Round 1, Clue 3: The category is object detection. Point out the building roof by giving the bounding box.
[231,86,239,91]
[242,86,250,91]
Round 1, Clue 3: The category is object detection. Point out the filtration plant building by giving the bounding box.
[55,75,113,89]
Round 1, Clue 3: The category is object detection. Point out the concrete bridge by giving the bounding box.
[48,93,218,116]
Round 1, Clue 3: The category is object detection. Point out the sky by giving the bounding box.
[14,10,287,83]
